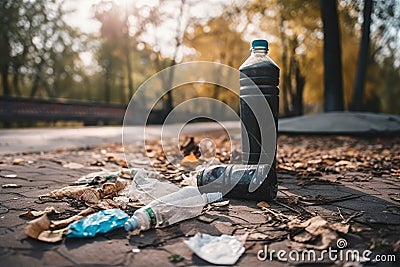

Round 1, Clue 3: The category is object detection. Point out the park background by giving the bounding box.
[0,0,399,127]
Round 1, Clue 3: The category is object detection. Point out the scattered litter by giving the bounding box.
[73,170,119,185]
[4,174,17,178]
[51,208,96,229]
[66,209,129,238]
[12,158,25,165]
[63,162,85,169]
[40,179,127,205]
[125,186,222,231]
[168,254,184,263]
[184,233,246,265]
[287,216,349,250]
[131,248,141,253]
[2,183,21,188]
[20,207,60,219]
[128,169,180,204]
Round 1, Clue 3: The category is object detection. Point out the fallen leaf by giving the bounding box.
[51,207,96,229]
[183,153,198,162]
[12,158,25,165]
[288,216,349,250]
[37,228,67,243]
[249,232,269,240]
[211,200,230,207]
[20,207,60,219]
[62,162,85,169]
[25,214,51,239]
[257,201,270,209]
[2,184,21,188]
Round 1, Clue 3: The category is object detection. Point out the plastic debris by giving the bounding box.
[124,186,222,231]
[66,209,129,238]
[128,169,180,204]
[184,233,245,265]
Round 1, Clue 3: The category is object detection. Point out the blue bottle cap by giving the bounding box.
[251,39,268,50]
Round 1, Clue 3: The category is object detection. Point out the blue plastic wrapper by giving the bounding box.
[66,209,129,238]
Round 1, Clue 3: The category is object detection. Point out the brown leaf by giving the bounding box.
[37,228,67,243]
[50,207,96,229]
[62,162,85,169]
[25,214,51,239]
[257,201,270,209]
[20,207,60,219]
[12,158,25,165]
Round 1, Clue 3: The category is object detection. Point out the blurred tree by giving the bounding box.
[0,0,85,99]
[350,0,373,111]
[320,0,344,111]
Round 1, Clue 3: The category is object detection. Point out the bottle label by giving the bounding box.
[144,207,157,227]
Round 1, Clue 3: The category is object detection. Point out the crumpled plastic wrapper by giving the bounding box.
[184,233,246,265]
[128,169,179,204]
[66,209,129,238]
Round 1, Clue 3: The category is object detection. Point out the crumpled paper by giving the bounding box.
[184,233,246,265]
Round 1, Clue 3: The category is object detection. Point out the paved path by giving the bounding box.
[0,122,240,154]
[0,133,399,266]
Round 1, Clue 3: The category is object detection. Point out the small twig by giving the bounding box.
[275,200,302,214]
[337,207,346,221]
[342,211,364,224]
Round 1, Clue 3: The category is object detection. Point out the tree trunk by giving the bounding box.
[350,0,373,111]
[320,0,344,111]
[279,17,290,116]
[1,63,10,96]
[104,59,112,103]
[124,10,134,101]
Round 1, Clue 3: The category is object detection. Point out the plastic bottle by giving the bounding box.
[239,39,279,165]
[124,186,222,231]
[196,164,277,201]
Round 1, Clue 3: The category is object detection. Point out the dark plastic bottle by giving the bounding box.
[197,39,280,201]
[197,164,277,201]
[239,39,279,165]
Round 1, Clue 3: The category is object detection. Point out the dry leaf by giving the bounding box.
[51,207,96,229]
[25,214,51,239]
[288,216,349,250]
[257,201,270,209]
[249,232,269,240]
[183,153,198,162]
[2,183,21,188]
[12,158,25,165]
[212,200,230,207]
[20,207,59,219]
[37,228,67,243]
[63,162,85,169]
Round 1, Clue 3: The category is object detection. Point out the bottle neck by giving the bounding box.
[251,48,268,55]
